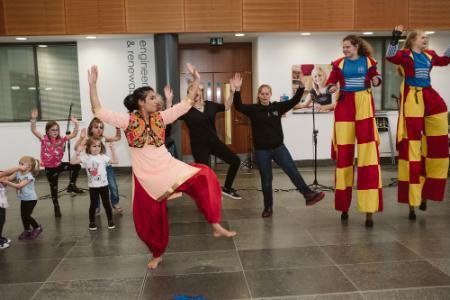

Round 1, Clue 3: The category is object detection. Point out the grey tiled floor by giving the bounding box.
[1,166,450,299]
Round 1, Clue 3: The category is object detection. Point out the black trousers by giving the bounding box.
[0,207,5,238]
[89,186,113,223]
[21,201,39,230]
[45,162,81,206]
[191,139,240,189]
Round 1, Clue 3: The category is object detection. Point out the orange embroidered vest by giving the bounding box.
[125,112,166,148]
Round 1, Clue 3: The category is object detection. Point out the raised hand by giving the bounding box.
[186,63,200,80]
[392,24,405,43]
[88,65,98,86]
[80,128,87,140]
[394,24,405,34]
[164,85,174,100]
[31,108,38,120]
[230,73,243,91]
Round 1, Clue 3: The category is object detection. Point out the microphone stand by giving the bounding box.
[308,94,334,192]
[65,103,73,162]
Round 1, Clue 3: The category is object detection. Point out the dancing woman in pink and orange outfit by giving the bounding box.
[88,64,236,269]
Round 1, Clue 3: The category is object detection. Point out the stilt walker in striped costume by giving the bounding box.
[386,25,450,220]
[326,35,383,227]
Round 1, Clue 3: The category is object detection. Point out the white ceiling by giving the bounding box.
[0,31,448,44]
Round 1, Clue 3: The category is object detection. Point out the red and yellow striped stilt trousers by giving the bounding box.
[332,89,383,213]
[397,85,448,206]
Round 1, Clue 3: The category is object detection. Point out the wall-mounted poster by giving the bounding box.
[292,64,336,113]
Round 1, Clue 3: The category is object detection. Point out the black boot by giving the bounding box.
[419,200,427,211]
[365,219,374,228]
[261,208,273,218]
[67,184,84,194]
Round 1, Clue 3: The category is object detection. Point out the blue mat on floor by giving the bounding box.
[172,296,205,300]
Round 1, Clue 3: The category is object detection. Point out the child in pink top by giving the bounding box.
[89,63,236,269]
[30,109,82,218]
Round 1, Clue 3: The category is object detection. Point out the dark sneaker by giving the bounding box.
[18,230,31,240]
[261,208,273,218]
[409,211,416,220]
[341,212,349,220]
[29,226,43,240]
[305,191,325,206]
[0,237,11,244]
[54,205,62,218]
[67,184,84,194]
[0,241,9,249]
[89,223,97,231]
[222,187,242,200]
[107,221,116,230]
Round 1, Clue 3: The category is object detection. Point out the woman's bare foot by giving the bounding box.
[147,256,162,269]
[212,223,237,238]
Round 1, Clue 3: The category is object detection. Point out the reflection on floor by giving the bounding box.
[1,166,450,300]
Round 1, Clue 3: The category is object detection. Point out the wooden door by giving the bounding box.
[212,72,252,154]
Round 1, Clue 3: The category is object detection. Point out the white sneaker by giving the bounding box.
[0,237,11,244]
[107,221,116,230]
[0,242,10,249]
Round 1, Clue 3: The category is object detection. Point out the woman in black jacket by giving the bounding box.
[231,73,325,217]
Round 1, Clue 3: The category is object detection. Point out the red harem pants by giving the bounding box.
[397,85,448,206]
[332,89,383,213]
[132,163,222,258]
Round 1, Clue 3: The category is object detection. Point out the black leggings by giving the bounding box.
[191,139,241,189]
[21,201,39,230]
[0,207,5,238]
[45,162,81,206]
[89,186,113,223]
